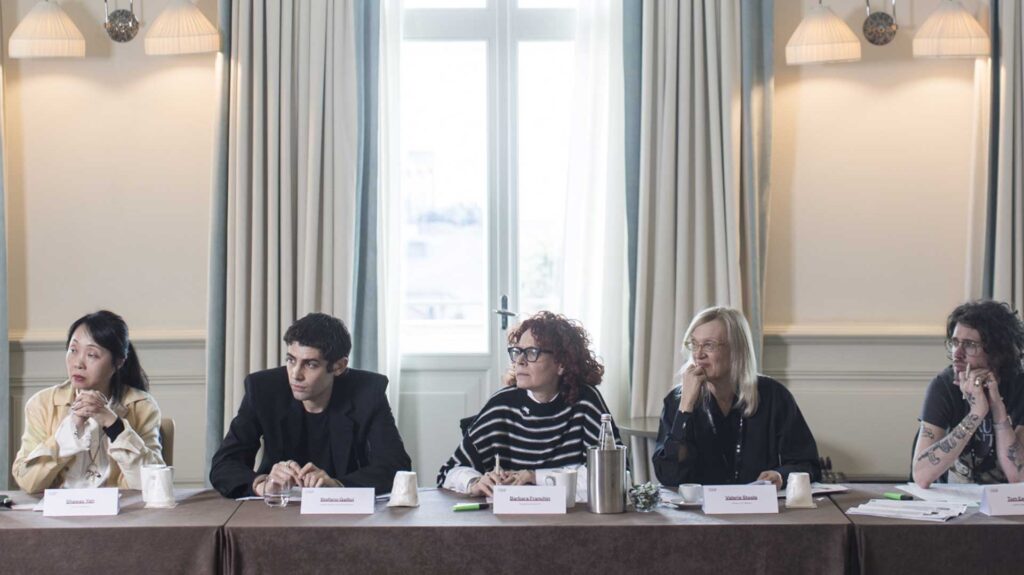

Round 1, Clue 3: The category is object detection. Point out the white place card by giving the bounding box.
[980,484,1024,516]
[43,488,119,517]
[300,487,375,514]
[492,486,566,514]
[702,484,779,515]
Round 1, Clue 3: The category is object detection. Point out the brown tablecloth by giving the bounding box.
[223,488,850,575]
[0,489,240,575]
[832,483,1024,575]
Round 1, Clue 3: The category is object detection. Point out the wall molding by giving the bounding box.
[10,330,206,351]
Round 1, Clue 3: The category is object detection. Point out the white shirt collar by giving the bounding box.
[526,389,560,404]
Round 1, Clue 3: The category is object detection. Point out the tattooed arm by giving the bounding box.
[993,423,1024,483]
[982,381,1024,482]
[912,415,982,489]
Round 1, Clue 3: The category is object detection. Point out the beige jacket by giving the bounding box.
[12,380,165,493]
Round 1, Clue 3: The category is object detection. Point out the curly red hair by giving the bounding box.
[508,311,604,404]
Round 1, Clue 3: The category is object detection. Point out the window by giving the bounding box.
[398,1,576,354]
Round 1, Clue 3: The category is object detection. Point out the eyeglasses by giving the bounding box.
[684,340,726,354]
[945,337,984,357]
[507,346,553,363]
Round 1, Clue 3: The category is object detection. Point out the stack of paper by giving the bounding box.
[896,482,982,506]
[847,499,968,522]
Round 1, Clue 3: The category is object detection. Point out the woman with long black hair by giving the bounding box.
[12,310,164,493]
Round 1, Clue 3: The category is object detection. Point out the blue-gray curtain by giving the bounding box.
[739,0,773,362]
[353,0,381,372]
[624,0,641,378]
[205,0,232,485]
[0,5,9,489]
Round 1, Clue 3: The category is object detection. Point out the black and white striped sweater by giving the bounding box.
[436,384,622,486]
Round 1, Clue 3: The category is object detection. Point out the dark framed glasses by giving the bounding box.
[507,346,553,363]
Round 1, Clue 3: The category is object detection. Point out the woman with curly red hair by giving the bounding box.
[437,311,621,501]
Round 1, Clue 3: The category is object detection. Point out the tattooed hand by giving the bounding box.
[958,365,991,417]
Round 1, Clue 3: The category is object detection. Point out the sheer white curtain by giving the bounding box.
[562,0,628,421]
[222,0,359,414]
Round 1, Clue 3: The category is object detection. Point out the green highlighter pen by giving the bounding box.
[453,503,491,512]
[883,492,914,501]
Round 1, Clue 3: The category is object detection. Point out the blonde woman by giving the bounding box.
[652,306,820,488]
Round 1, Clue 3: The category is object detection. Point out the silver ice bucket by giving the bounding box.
[587,445,626,514]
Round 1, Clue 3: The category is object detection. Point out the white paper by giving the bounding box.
[896,482,982,506]
[847,499,967,522]
[492,486,566,514]
[300,487,375,514]
[702,484,778,514]
[43,488,119,517]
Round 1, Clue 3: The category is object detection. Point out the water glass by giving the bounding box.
[264,478,291,508]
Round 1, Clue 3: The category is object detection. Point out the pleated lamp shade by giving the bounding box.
[144,0,220,56]
[8,0,85,59]
[913,0,990,58]
[786,5,861,65]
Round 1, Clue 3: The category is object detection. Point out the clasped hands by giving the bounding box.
[957,365,1006,419]
[71,389,118,431]
[255,460,340,495]
[468,469,536,497]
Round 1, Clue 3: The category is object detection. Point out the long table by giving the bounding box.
[221,488,850,575]
[6,484,1024,574]
[0,489,241,575]
[833,483,1024,575]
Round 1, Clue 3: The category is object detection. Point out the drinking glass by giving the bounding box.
[264,478,291,508]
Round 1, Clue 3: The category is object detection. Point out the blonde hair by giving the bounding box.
[681,306,759,417]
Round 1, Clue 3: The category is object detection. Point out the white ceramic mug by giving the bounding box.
[544,468,578,508]
[679,483,702,503]
[141,464,175,507]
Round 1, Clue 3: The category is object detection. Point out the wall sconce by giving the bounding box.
[786,1,862,65]
[913,0,990,58]
[7,0,219,59]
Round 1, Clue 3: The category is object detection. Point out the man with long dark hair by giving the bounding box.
[913,300,1024,487]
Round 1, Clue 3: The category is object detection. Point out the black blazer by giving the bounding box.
[210,366,412,498]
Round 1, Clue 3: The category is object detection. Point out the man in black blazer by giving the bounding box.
[210,313,412,497]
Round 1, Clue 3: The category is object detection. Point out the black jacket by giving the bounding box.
[210,366,412,498]
[652,376,820,487]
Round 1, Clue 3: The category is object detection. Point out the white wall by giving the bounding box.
[4,0,216,486]
[768,0,988,478]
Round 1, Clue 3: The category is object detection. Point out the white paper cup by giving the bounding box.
[679,483,702,503]
[543,469,578,508]
[785,472,815,508]
[142,464,175,508]
[387,471,420,507]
